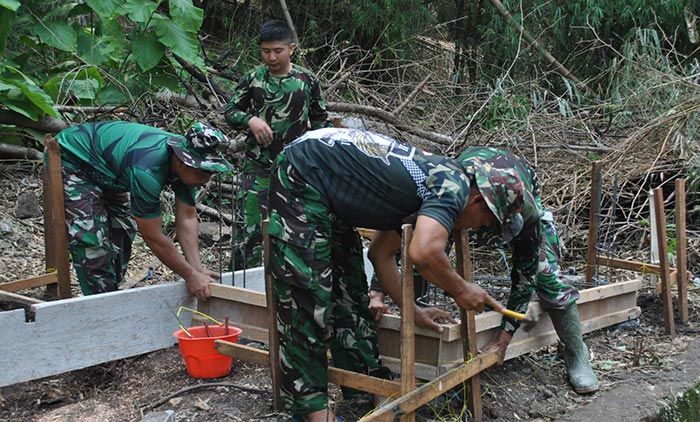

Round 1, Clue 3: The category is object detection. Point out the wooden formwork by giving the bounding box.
[201,279,641,380]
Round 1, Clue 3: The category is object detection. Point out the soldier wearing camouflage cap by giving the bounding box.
[461,146,598,394]
[266,128,521,421]
[54,121,231,300]
[224,20,332,272]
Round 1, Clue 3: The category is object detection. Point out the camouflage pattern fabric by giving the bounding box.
[56,121,197,219]
[225,64,331,270]
[224,64,331,167]
[231,159,269,270]
[62,164,137,295]
[457,147,579,334]
[268,153,384,415]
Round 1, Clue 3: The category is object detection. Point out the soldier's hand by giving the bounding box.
[248,117,273,146]
[415,306,457,333]
[368,290,389,322]
[453,282,503,313]
[478,329,513,365]
[198,267,220,279]
[186,271,213,302]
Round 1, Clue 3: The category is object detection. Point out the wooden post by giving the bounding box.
[43,135,71,299]
[454,228,482,421]
[262,220,282,410]
[649,190,660,285]
[675,179,688,323]
[400,224,416,422]
[652,188,675,336]
[585,162,601,285]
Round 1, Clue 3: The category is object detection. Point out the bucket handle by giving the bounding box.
[177,306,222,338]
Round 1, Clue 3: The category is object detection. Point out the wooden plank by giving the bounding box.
[262,220,282,410]
[455,228,482,421]
[0,290,45,306]
[361,351,500,422]
[400,225,416,422]
[209,283,267,307]
[0,273,57,293]
[675,178,688,323]
[649,190,660,285]
[653,187,675,336]
[0,282,193,387]
[585,162,602,284]
[215,340,402,396]
[43,135,71,299]
[595,256,663,275]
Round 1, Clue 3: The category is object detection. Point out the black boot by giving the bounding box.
[547,304,599,394]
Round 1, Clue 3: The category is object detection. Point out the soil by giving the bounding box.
[1,168,699,422]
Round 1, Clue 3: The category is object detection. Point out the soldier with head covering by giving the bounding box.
[54,120,231,300]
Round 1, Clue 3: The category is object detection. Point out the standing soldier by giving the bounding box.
[54,121,231,300]
[225,19,331,270]
[268,128,524,421]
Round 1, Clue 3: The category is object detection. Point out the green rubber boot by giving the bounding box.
[547,304,599,394]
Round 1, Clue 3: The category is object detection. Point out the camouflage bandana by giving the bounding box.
[466,158,525,242]
[169,122,233,173]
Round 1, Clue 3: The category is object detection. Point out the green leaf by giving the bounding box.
[123,0,159,23]
[0,0,20,12]
[152,15,202,65]
[32,21,77,52]
[0,69,58,118]
[85,0,121,18]
[132,31,165,71]
[2,98,40,120]
[0,7,16,54]
[168,0,203,31]
[77,30,109,66]
[45,67,104,103]
[97,84,128,105]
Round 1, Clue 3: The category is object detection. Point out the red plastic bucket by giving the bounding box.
[173,325,243,379]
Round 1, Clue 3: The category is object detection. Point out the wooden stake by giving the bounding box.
[400,224,416,422]
[454,228,482,421]
[43,135,72,299]
[675,179,688,323]
[585,162,602,285]
[360,351,500,422]
[652,188,675,336]
[262,220,282,410]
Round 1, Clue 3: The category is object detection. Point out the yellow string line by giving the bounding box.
[176,306,222,337]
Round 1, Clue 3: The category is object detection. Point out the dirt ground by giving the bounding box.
[1,169,699,422]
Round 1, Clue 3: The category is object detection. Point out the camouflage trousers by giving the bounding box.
[61,163,137,295]
[268,153,385,416]
[232,159,269,270]
[503,211,579,333]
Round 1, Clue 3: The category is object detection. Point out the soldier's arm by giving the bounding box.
[224,74,255,130]
[308,75,331,129]
[502,220,539,333]
[411,215,503,312]
[135,214,214,301]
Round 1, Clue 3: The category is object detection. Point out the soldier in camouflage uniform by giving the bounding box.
[267,128,524,421]
[54,121,231,300]
[224,20,331,270]
[367,146,599,395]
[458,146,599,394]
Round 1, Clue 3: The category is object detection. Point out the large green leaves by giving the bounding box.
[84,0,121,18]
[0,0,20,11]
[32,21,77,52]
[0,66,58,120]
[45,67,104,105]
[152,14,202,65]
[132,31,165,71]
[169,0,203,30]
[123,0,160,23]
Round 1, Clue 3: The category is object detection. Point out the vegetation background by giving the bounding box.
[0,0,698,274]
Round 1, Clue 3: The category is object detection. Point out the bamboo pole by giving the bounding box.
[262,220,282,409]
[585,162,602,285]
[675,179,688,323]
[652,188,675,336]
[400,224,416,422]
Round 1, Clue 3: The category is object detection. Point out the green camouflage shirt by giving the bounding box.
[285,128,472,232]
[56,121,196,219]
[224,64,331,168]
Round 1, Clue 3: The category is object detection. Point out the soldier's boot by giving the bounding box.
[547,304,599,394]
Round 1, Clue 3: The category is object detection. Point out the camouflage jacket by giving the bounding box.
[224,64,331,168]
